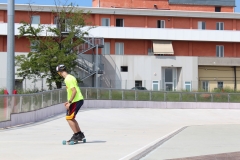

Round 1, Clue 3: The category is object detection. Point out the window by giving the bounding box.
[121,66,128,72]
[64,19,72,32]
[31,15,40,24]
[215,7,221,12]
[30,40,40,52]
[15,79,23,90]
[216,45,224,57]
[165,68,173,82]
[102,42,110,55]
[54,17,71,32]
[185,81,191,91]
[157,20,165,28]
[135,81,142,87]
[116,19,124,27]
[202,81,209,91]
[152,81,159,91]
[102,18,110,26]
[54,16,58,24]
[217,82,223,89]
[198,21,206,30]
[115,42,124,55]
[216,22,224,30]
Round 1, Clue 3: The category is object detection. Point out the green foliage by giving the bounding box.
[16,88,40,94]
[212,86,235,93]
[16,3,92,89]
[0,88,4,94]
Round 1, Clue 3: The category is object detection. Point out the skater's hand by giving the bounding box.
[64,102,71,110]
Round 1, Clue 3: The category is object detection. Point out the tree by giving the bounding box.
[16,1,92,89]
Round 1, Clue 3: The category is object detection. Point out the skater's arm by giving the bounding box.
[69,87,77,103]
[65,87,77,109]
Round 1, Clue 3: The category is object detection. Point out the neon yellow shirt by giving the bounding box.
[64,74,84,102]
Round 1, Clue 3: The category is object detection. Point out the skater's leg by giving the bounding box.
[67,119,79,133]
[66,100,84,141]
[72,119,81,132]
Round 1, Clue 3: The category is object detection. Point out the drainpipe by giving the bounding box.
[234,66,236,91]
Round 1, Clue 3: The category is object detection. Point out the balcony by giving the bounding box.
[1,23,240,42]
[88,27,240,42]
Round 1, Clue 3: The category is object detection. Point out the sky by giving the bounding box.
[0,0,240,12]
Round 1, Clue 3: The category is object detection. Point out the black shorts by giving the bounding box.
[66,100,84,120]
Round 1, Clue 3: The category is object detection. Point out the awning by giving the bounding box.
[153,41,174,55]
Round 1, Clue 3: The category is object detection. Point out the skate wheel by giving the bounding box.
[83,138,86,143]
[62,140,66,145]
[69,141,74,145]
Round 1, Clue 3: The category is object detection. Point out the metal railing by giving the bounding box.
[0,89,67,122]
[1,87,240,122]
[76,37,104,54]
[81,88,240,103]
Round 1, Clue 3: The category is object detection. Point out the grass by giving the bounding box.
[165,92,180,102]
[99,89,110,100]
[151,92,164,101]
[181,93,196,102]
[228,94,240,103]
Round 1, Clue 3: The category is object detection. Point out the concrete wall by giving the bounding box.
[84,100,240,109]
[101,55,198,90]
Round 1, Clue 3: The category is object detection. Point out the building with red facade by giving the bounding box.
[0,0,240,91]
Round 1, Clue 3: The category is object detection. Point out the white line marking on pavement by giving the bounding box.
[118,127,184,160]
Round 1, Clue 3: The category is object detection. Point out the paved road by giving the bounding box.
[1,108,240,160]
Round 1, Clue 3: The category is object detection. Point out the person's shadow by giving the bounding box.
[85,140,106,143]
[75,140,106,145]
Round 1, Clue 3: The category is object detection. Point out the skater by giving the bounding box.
[56,64,85,143]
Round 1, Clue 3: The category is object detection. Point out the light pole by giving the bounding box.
[7,0,15,95]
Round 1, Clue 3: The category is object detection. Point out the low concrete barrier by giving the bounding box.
[1,100,240,129]
[83,100,240,109]
[0,103,65,129]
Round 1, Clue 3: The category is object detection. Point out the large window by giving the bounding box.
[53,17,71,32]
[185,81,191,91]
[216,22,224,30]
[157,20,165,28]
[216,45,224,57]
[202,81,209,91]
[152,81,159,91]
[30,40,40,52]
[115,42,124,55]
[135,81,142,87]
[116,19,124,27]
[217,82,223,89]
[215,7,221,12]
[102,42,110,55]
[198,21,206,30]
[31,15,40,24]
[102,18,110,26]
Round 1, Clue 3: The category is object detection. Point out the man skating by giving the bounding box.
[56,64,85,142]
